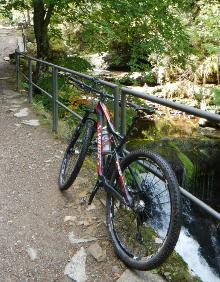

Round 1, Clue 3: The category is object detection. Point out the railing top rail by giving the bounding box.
[16,50,118,89]
[122,87,220,124]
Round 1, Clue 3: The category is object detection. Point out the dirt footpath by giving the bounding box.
[0,26,165,282]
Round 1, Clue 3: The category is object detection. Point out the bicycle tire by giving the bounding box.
[58,119,95,191]
[106,150,181,270]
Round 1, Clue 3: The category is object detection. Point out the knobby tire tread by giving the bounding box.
[106,149,182,270]
[58,120,95,191]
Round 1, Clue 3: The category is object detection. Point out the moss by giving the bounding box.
[154,251,201,281]
[213,87,220,106]
[168,141,194,180]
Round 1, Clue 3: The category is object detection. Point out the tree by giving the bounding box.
[32,0,54,59]
[0,0,84,59]
[70,0,194,71]
[187,0,220,83]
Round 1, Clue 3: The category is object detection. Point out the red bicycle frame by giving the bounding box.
[95,101,132,205]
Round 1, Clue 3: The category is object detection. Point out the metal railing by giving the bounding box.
[15,50,220,221]
[15,50,120,131]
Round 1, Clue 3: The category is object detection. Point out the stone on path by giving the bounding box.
[7,108,19,113]
[14,108,29,117]
[68,232,97,244]
[2,89,22,99]
[86,203,96,211]
[64,216,77,223]
[87,242,106,262]
[21,119,40,127]
[0,76,10,80]
[64,247,87,282]
[26,247,38,261]
[117,269,166,282]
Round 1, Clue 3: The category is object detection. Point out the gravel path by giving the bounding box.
[0,30,72,279]
[0,26,165,282]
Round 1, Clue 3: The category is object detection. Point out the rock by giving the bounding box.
[86,203,96,211]
[14,108,29,117]
[0,76,10,80]
[199,127,220,139]
[198,118,219,128]
[64,247,87,282]
[7,108,19,113]
[155,238,163,244]
[99,199,106,207]
[79,197,88,205]
[116,269,165,282]
[64,216,77,223]
[87,242,106,262]
[68,232,97,244]
[77,218,93,226]
[112,265,121,274]
[21,119,40,127]
[27,247,37,261]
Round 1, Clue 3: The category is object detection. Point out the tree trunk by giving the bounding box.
[32,0,54,80]
[27,9,31,26]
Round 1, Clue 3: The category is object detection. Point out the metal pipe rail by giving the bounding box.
[15,50,120,130]
[120,87,220,135]
[15,50,220,222]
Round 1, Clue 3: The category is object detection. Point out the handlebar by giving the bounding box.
[68,74,155,115]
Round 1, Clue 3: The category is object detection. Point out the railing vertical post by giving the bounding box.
[113,86,119,131]
[28,58,33,103]
[121,90,126,135]
[52,66,58,132]
[15,51,20,91]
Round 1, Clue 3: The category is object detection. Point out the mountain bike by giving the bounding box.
[58,80,181,270]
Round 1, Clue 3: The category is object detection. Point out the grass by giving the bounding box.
[213,87,220,106]
[32,98,79,141]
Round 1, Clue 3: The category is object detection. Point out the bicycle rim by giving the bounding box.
[59,121,92,189]
[107,150,181,270]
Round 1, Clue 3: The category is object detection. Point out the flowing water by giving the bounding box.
[128,119,220,282]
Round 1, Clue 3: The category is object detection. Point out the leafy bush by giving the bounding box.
[51,55,93,73]
[213,87,220,106]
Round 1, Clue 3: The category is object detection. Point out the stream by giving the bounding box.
[128,123,220,282]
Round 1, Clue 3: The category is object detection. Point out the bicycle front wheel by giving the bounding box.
[106,150,181,270]
[58,119,95,191]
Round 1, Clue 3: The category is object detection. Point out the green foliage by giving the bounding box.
[213,87,220,106]
[186,1,220,82]
[189,0,220,56]
[51,55,93,73]
[73,0,193,71]
[155,251,200,281]
[169,141,194,180]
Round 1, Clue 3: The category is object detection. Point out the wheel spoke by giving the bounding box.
[107,151,181,269]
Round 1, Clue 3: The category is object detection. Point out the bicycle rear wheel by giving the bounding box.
[58,119,95,190]
[106,150,181,270]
